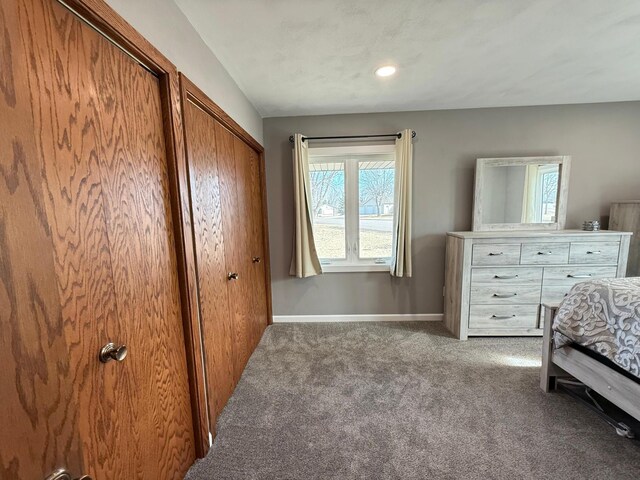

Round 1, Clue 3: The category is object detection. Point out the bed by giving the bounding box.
[540,277,640,422]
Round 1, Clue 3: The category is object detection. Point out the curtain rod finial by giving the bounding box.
[289,135,295,143]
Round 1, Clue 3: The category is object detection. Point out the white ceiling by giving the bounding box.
[175,0,640,118]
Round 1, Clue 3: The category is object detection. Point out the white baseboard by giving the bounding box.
[272,313,443,323]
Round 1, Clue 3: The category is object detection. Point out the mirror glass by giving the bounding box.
[481,163,560,225]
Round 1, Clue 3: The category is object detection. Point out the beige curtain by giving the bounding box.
[289,134,322,277]
[390,129,413,277]
[521,164,539,223]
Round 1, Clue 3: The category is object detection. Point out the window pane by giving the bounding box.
[540,170,558,222]
[358,159,394,259]
[309,160,346,259]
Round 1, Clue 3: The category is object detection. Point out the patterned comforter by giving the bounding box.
[553,277,640,379]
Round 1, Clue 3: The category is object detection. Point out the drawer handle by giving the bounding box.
[567,274,592,278]
[488,252,504,256]
[492,293,518,298]
[537,251,553,255]
[586,250,601,254]
[491,314,516,319]
[494,274,518,279]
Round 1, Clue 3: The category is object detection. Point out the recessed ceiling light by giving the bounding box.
[375,65,396,77]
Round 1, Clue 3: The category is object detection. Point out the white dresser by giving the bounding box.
[443,230,632,340]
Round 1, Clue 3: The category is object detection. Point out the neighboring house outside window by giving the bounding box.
[309,144,395,272]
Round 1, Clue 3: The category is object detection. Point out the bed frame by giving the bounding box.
[540,304,640,422]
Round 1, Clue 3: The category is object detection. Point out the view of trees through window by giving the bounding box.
[310,162,346,259]
[309,151,395,264]
[540,170,558,222]
[359,161,394,259]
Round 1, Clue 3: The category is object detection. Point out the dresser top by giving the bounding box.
[447,229,633,239]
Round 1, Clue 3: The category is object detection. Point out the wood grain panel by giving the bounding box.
[568,241,620,265]
[91,26,194,478]
[0,1,82,477]
[248,147,269,343]
[15,0,122,476]
[183,99,236,433]
[471,243,521,265]
[469,305,539,329]
[610,202,640,276]
[66,0,209,459]
[171,73,210,460]
[233,138,262,353]
[215,124,251,381]
[257,149,274,326]
[181,74,272,442]
[1,0,196,477]
[177,76,262,154]
[469,285,542,305]
[470,267,543,285]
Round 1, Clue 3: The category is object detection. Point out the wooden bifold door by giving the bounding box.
[0,0,196,478]
[181,76,271,438]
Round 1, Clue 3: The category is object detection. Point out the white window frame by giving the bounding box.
[309,144,396,273]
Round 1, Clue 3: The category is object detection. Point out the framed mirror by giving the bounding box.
[472,156,571,231]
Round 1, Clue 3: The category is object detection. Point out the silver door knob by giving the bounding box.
[99,342,128,363]
[45,469,92,480]
[228,272,239,280]
[252,256,261,263]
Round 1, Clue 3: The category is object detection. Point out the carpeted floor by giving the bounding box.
[185,322,640,480]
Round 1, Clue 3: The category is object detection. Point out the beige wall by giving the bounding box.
[106,0,263,143]
[264,102,640,316]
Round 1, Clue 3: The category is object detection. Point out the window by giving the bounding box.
[521,163,560,224]
[309,145,395,272]
[537,164,559,223]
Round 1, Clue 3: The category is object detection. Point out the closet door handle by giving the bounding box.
[45,468,92,480]
[252,256,261,263]
[228,272,239,280]
[492,293,518,298]
[99,343,127,363]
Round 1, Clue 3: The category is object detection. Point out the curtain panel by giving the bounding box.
[289,134,323,277]
[390,129,413,277]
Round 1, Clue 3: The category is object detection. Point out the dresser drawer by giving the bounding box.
[520,243,569,265]
[472,244,521,266]
[470,284,541,305]
[569,242,620,264]
[541,285,571,305]
[542,266,618,286]
[471,267,542,285]
[469,305,539,329]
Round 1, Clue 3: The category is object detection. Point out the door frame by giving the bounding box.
[56,0,208,457]
[179,73,273,451]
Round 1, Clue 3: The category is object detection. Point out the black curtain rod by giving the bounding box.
[288,131,416,143]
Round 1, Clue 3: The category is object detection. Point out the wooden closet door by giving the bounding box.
[248,149,270,340]
[0,1,195,478]
[0,1,84,477]
[215,123,254,380]
[236,142,269,349]
[90,23,195,479]
[183,100,236,431]
[232,138,261,353]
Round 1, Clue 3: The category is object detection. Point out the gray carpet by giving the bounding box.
[185,322,640,479]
